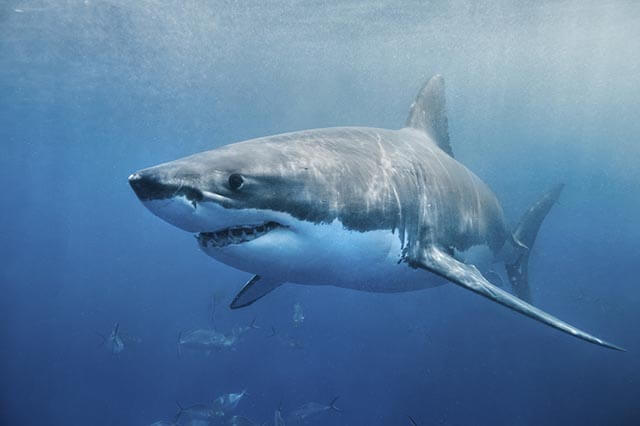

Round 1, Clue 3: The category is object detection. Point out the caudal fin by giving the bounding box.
[506,184,564,302]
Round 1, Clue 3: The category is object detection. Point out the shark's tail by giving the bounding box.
[506,184,564,302]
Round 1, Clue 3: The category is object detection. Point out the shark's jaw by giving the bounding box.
[196,221,286,249]
[134,194,300,278]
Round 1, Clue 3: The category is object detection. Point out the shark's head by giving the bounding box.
[130,141,297,230]
[129,134,388,280]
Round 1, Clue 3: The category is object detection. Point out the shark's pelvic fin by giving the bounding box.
[405,74,453,157]
[413,245,624,351]
[230,275,283,309]
[506,183,565,302]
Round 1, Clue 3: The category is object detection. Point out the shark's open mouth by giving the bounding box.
[197,221,285,248]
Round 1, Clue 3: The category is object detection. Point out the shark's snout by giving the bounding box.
[128,167,227,233]
[129,172,165,200]
[128,171,203,203]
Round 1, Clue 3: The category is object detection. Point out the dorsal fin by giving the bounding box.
[405,74,453,157]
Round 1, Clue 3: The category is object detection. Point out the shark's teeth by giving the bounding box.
[197,221,283,248]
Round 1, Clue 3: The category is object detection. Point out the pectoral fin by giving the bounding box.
[413,245,624,351]
[230,275,283,309]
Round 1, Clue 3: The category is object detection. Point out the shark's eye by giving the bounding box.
[228,173,244,190]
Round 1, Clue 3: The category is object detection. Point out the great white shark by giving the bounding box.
[129,75,623,351]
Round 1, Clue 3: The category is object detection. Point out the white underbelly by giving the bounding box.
[207,218,446,293]
[308,231,445,293]
[286,227,446,292]
[331,256,447,293]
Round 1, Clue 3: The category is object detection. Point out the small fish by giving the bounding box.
[292,303,304,327]
[286,397,341,423]
[231,318,260,337]
[120,332,142,344]
[177,328,238,357]
[408,415,418,425]
[175,402,217,422]
[213,389,247,413]
[97,322,124,355]
[274,408,286,426]
[178,318,259,358]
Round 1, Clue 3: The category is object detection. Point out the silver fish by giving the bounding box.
[286,397,341,423]
[213,389,247,413]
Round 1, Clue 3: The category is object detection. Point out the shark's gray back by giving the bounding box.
[212,126,507,256]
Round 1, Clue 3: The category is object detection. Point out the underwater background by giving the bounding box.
[2,1,640,425]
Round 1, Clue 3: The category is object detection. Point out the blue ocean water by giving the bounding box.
[1,1,639,425]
